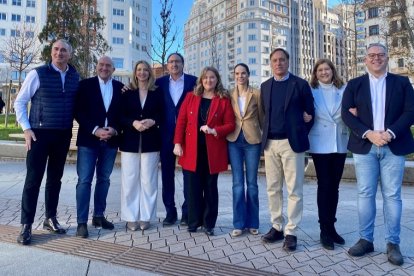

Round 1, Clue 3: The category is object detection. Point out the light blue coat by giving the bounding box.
[308,84,349,154]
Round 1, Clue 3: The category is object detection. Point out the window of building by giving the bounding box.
[113,58,124,68]
[368,25,379,36]
[249,0,255,6]
[0,28,5,36]
[141,45,147,52]
[248,22,256,29]
[112,37,124,44]
[368,7,378,18]
[262,35,269,42]
[26,15,35,23]
[113,9,125,16]
[263,46,269,53]
[12,0,21,5]
[236,48,241,54]
[0,13,6,20]
[248,58,257,64]
[26,0,35,7]
[25,31,34,38]
[261,22,270,30]
[0,0,7,4]
[248,34,256,41]
[237,36,241,43]
[141,19,147,27]
[250,70,257,76]
[248,46,256,52]
[12,14,21,21]
[11,29,20,37]
[112,23,124,30]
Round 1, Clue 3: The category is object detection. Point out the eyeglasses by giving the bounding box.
[367,53,387,60]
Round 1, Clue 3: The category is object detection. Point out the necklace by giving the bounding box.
[200,99,211,123]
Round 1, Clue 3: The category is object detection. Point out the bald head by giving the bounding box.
[96,56,115,82]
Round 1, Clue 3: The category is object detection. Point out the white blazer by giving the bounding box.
[308,84,349,154]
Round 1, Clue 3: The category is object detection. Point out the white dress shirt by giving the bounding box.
[14,63,68,131]
[369,72,387,132]
[98,76,113,127]
[169,74,184,106]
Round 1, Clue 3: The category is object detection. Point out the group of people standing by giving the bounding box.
[13,39,413,267]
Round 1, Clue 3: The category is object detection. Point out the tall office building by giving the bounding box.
[97,0,152,83]
[183,0,351,87]
[184,0,290,88]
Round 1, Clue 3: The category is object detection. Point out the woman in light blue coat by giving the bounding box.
[308,59,348,250]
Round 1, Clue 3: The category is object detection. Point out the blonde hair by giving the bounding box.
[130,60,157,90]
[193,66,228,98]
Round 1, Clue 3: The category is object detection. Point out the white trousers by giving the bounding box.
[121,151,159,222]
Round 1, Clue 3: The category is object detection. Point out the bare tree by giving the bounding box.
[0,22,41,126]
[0,22,41,90]
[209,26,220,71]
[336,0,365,78]
[150,0,179,72]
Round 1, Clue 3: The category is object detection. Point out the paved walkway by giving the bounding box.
[0,159,413,275]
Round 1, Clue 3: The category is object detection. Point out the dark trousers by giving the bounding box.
[183,143,218,230]
[21,129,72,224]
[160,141,188,218]
[311,153,346,229]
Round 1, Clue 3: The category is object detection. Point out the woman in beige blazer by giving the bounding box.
[227,63,263,237]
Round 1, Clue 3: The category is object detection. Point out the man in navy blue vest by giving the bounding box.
[155,53,197,226]
[14,39,79,245]
[74,56,123,238]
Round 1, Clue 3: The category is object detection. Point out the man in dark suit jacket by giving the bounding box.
[260,48,314,252]
[155,53,197,226]
[74,56,123,238]
[342,43,414,266]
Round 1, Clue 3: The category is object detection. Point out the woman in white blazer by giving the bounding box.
[308,59,348,250]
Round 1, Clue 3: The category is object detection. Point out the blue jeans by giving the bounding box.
[228,132,261,229]
[76,143,117,223]
[353,145,405,244]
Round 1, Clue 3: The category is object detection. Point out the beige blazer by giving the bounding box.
[227,86,263,144]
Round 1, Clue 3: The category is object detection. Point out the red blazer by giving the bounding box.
[174,93,235,174]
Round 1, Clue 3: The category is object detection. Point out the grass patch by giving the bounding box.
[0,114,23,140]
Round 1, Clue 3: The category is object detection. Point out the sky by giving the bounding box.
[152,0,342,58]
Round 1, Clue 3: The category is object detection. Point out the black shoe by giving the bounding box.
[329,227,345,245]
[387,242,404,266]
[163,213,177,226]
[76,223,89,238]
[92,216,114,230]
[348,239,374,257]
[17,224,32,245]
[43,217,66,234]
[283,235,297,251]
[180,216,188,226]
[261,227,284,243]
[320,231,334,250]
[204,227,214,236]
[187,227,197,233]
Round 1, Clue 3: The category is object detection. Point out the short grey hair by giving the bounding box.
[366,43,388,54]
[98,55,115,67]
[53,39,73,54]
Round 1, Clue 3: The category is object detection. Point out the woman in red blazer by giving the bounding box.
[173,66,235,235]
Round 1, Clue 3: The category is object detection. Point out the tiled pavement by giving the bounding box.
[0,159,413,275]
